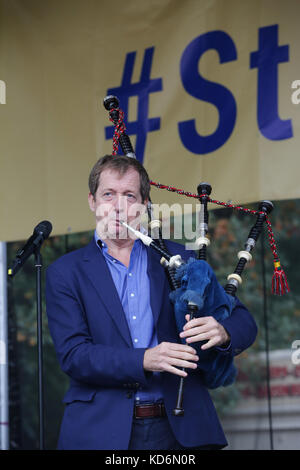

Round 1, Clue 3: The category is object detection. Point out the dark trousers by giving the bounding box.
[128,416,185,450]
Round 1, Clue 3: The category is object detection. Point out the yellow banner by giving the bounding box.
[0,0,299,241]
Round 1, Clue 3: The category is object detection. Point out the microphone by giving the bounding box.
[8,220,52,277]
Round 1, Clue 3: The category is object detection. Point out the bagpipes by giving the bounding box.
[103,95,290,416]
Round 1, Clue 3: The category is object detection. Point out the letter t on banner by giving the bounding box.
[250,24,293,140]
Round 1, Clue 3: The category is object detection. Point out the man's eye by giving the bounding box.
[127,194,136,199]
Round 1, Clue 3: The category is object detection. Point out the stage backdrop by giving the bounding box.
[0,0,300,241]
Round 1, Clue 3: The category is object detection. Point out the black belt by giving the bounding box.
[134,402,166,419]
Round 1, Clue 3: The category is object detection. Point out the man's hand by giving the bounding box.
[143,342,199,377]
[179,315,230,350]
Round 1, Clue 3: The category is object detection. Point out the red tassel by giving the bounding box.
[272,261,290,296]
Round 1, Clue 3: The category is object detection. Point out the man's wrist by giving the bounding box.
[216,327,231,351]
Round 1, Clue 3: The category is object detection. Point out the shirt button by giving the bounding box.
[134,339,138,343]
[130,293,135,297]
[132,316,137,320]
[128,273,133,277]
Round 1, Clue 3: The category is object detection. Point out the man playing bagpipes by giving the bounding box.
[45,153,258,450]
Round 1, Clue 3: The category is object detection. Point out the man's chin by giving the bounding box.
[96,220,140,241]
[105,225,132,240]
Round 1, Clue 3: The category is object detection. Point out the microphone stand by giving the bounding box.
[34,247,45,450]
[8,221,52,449]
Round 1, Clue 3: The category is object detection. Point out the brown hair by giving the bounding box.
[88,154,150,202]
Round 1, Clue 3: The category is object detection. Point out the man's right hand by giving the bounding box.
[143,342,199,377]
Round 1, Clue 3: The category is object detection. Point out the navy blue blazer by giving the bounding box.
[45,238,257,450]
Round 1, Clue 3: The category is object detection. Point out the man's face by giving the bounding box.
[88,167,148,240]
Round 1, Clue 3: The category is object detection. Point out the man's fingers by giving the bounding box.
[143,342,200,376]
[183,316,214,331]
[180,328,218,342]
[167,356,198,369]
[200,337,220,350]
[167,347,199,362]
[165,365,188,378]
[163,344,199,373]
[167,342,198,355]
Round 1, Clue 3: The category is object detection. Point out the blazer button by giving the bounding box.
[126,391,133,399]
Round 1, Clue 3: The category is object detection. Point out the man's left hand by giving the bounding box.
[179,315,230,350]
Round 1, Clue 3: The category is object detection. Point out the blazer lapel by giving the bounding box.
[146,245,167,326]
[81,240,133,347]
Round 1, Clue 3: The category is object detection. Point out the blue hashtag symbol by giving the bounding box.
[105,47,163,163]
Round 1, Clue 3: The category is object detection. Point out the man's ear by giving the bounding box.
[88,192,96,212]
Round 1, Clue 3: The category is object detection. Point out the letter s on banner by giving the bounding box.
[178,30,237,154]
[291,340,300,365]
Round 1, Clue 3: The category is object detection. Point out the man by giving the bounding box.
[46,154,257,450]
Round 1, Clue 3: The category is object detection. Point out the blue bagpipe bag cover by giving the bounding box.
[169,258,237,389]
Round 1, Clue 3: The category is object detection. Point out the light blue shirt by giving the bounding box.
[94,231,163,403]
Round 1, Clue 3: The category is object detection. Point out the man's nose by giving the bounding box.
[114,195,127,213]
